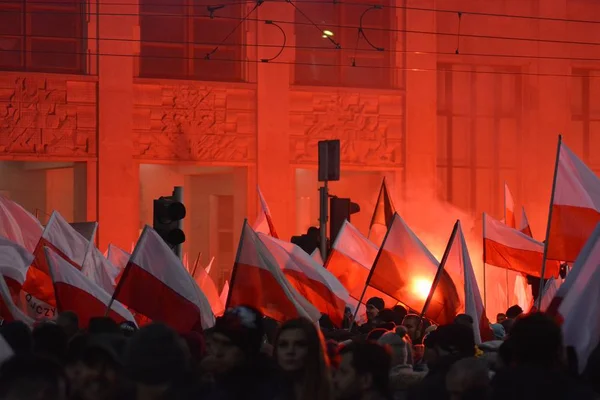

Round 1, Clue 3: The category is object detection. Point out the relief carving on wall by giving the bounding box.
[290,92,403,167]
[134,84,255,162]
[0,76,96,156]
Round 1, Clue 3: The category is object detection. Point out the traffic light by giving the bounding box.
[153,195,186,248]
[329,197,360,244]
[291,226,322,255]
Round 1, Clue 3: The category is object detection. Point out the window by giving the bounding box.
[294,0,394,88]
[571,70,600,174]
[436,64,522,216]
[0,0,85,73]
[139,0,244,81]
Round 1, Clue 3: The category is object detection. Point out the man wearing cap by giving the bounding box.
[358,297,385,334]
[204,306,279,400]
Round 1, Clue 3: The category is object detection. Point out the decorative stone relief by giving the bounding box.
[289,90,404,167]
[0,74,96,156]
[133,83,256,162]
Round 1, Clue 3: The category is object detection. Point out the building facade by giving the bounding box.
[1,0,599,285]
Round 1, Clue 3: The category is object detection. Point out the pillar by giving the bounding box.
[256,2,295,240]
[97,0,139,250]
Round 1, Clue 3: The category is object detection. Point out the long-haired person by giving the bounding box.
[273,318,333,400]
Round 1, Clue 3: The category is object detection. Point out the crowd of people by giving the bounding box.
[0,297,598,400]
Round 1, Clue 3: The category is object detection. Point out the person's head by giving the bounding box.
[56,311,79,338]
[506,305,523,320]
[366,328,388,342]
[376,309,395,324]
[509,312,563,367]
[490,323,506,341]
[88,317,120,335]
[181,331,206,367]
[454,314,474,329]
[32,323,68,363]
[423,324,475,367]
[378,326,412,367]
[0,354,67,400]
[365,297,384,322]
[402,314,422,343]
[334,342,391,400]
[209,306,265,374]
[445,357,490,400]
[125,323,190,391]
[274,318,332,400]
[496,313,507,324]
[1,321,32,355]
[391,305,408,326]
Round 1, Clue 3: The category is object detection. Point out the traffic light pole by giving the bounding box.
[319,181,328,261]
[173,186,184,260]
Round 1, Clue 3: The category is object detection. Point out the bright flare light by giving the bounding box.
[411,278,432,300]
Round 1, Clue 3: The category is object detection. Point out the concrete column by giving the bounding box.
[403,0,438,197]
[96,0,139,250]
[256,2,295,241]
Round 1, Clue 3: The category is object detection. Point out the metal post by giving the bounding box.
[173,186,184,260]
[319,181,329,260]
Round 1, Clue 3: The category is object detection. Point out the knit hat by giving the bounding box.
[212,306,264,356]
[366,297,385,311]
[490,323,506,340]
[378,326,412,366]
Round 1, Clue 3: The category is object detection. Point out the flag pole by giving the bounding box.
[482,213,487,310]
[190,251,202,278]
[349,213,395,331]
[419,220,459,321]
[225,219,248,311]
[536,134,562,309]
[368,178,386,240]
[503,183,510,309]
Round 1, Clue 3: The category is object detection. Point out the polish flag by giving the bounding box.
[0,196,43,253]
[556,221,600,373]
[483,213,560,278]
[504,183,517,229]
[45,246,136,328]
[520,207,533,238]
[259,233,350,327]
[205,257,214,275]
[112,226,215,331]
[443,222,493,343]
[228,222,320,323]
[369,177,396,246]
[311,249,324,266]
[0,274,34,326]
[106,244,130,272]
[220,281,229,307]
[539,277,560,312]
[81,247,121,294]
[325,221,396,308]
[547,141,600,262]
[369,214,460,324]
[194,260,224,317]
[0,236,34,288]
[253,186,279,238]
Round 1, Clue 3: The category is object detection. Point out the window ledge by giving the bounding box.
[0,70,98,81]
[134,76,256,90]
[290,83,405,96]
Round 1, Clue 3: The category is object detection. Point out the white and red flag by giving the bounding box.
[81,247,121,295]
[45,246,136,328]
[547,140,600,262]
[228,221,320,323]
[220,281,229,308]
[504,183,517,229]
[0,195,43,253]
[519,206,533,238]
[253,186,278,238]
[325,221,396,308]
[483,213,560,278]
[311,249,324,266]
[368,177,396,245]
[555,222,600,373]
[367,214,460,325]
[106,244,130,273]
[111,226,215,332]
[194,260,224,317]
[443,222,494,343]
[259,233,350,327]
